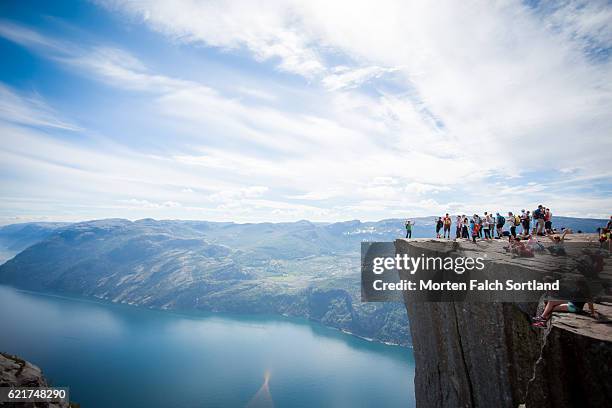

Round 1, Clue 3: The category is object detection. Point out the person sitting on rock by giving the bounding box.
[526,236,545,253]
[547,229,569,256]
[531,300,596,327]
[507,236,534,257]
[532,280,597,327]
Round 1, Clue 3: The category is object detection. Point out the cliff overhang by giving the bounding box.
[395,236,611,408]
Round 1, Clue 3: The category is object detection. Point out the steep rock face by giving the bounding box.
[525,308,612,408]
[396,238,612,408]
[0,352,70,408]
[404,301,541,407]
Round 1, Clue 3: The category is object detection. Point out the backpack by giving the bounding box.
[498,216,505,225]
[514,216,521,226]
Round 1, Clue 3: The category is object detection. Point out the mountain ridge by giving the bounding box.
[0,216,606,346]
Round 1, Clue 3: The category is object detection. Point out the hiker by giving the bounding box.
[443,213,452,239]
[607,216,612,231]
[471,215,481,242]
[521,210,531,236]
[496,212,505,238]
[488,212,495,238]
[506,212,516,238]
[544,208,552,234]
[455,215,462,239]
[534,205,545,236]
[547,229,569,256]
[483,212,491,240]
[462,216,469,239]
[435,217,443,239]
[405,219,413,239]
[478,215,484,238]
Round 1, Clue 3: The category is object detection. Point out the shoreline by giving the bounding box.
[0,284,410,349]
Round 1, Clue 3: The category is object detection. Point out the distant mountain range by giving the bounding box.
[0,216,607,346]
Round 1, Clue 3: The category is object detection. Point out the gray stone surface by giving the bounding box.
[0,352,70,408]
[396,236,612,408]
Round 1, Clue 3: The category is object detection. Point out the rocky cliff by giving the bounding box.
[0,352,72,408]
[396,237,612,408]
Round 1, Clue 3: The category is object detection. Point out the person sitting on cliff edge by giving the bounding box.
[532,280,597,328]
[531,300,596,328]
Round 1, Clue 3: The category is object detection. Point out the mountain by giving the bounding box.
[0,216,606,346]
[0,218,411,345]
[0,222,70,263]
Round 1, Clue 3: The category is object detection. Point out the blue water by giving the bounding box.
[0,285,415,407]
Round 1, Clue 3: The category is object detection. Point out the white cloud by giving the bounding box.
[98,0,612,174]
[121,199,182,209]
[0,84,81,131]
[1,1,611,222]
[322,65,399,91]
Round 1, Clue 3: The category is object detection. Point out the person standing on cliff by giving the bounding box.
[455,215,462,239]
[520,210,530,236]
[435,217,443,238]
[471,217,481,243]
[482,212,489,239]
[506,212,517,238]
[405,219,413,239]
[496,212,505,238]
[462,216,470,239]
[488,212,495,238]
[442,213,452,239]
[534,205,545,236]
[544,208,552,234]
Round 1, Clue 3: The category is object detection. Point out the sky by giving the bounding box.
[0,0,611,224]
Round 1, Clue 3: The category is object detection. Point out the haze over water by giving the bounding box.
[0,285,415,407]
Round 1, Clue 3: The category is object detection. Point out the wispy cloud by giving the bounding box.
[0,84,81,131]
[0,1,611,222]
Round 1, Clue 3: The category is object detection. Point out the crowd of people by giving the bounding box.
[405,205,557,242]
[403,212,612,328]
[405,209,612,253]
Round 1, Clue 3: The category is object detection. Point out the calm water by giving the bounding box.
[0,285,415,407]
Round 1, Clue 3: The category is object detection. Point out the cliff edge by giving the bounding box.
[0,352,71,408]
[396,237,612,408]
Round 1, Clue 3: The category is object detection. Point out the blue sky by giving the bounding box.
[0,0,611,224]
